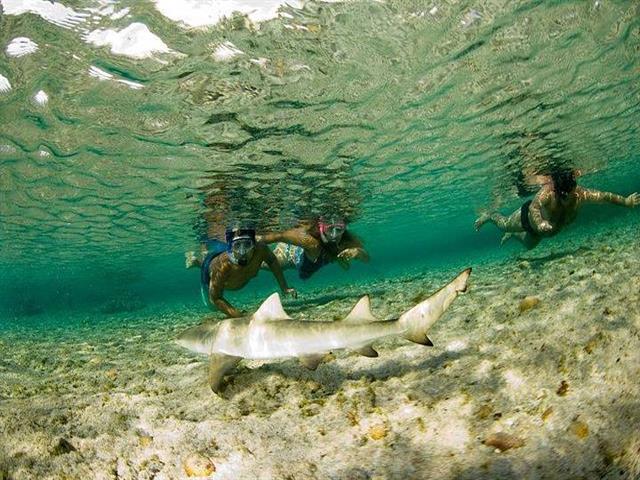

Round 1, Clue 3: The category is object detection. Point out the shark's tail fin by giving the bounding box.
[398,268,471,345]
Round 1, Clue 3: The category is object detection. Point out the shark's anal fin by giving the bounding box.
[208,353,241,394]
[300,354,325,371]
[404,332,433,347]
[354,345,379,357]
[405,335,434,346]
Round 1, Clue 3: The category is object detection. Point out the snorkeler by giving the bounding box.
[258,216,369,280]
[200,227,297,318]
[474,169,640,249]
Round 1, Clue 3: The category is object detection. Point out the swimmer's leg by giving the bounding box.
[185,243,208,269]
[475,209,523,233]
[185,251,202,269]
[261,243,294,271]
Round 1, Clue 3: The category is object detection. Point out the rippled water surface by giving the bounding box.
[1,0,639,315]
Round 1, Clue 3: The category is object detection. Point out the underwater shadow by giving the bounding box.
[517,245,592,268]
[285,287,391,312]
[322,430,438,479]
[454,418,640,480]
[223,348,468,400]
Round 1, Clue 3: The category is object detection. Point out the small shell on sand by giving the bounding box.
[569,419,589,439]
[475,404,493,420]
[541,407,554,422]
[483,432,525,452]
[556,380,569,396]
[51,438,77,456]
[138,434,153,447]
[183,452,215,477]
[368,423,388,440]
[519,296,540,313]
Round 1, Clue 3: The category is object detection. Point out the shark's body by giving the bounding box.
[177,268,470,393]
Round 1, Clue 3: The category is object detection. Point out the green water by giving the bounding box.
[1,0,639,320]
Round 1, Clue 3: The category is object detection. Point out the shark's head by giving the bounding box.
[176,321,222,355]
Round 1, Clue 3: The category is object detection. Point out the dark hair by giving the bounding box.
[551,170,577,199]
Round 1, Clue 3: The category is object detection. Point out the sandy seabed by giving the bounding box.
[1,227,640,480]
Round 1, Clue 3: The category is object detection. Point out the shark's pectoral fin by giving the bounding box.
[300,354,325,371]
[354,345,379,357]
[208,353,241,394]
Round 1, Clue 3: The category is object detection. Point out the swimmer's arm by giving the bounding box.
[577,187,639,207]
[262,247,297,298]
[338,234,370,262]
[258,228,316,249]
[209,262,242,318]
[528,192,552,231]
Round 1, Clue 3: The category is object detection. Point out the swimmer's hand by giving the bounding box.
[538,220,553,232]
[625,192,640,207]
[185,251,200,269]
[283,288,298,299]
[337,247,361,261]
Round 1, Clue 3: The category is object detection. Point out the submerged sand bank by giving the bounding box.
[1,228,639,479]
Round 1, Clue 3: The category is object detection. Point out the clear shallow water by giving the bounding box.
[1,0,639,319]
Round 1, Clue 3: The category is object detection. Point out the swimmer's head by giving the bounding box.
[318,216,346,244]
[225,226,256,266]
[551,169,577,200]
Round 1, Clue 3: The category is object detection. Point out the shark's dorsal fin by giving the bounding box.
[252,293,291,322]
[342,295,377,323]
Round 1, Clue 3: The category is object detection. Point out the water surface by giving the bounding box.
[1,0,639,316]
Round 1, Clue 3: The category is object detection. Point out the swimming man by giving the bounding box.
[201,227,297,317]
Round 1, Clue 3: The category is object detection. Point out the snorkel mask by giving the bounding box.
[318,218,346,244]
[225,228,256,266]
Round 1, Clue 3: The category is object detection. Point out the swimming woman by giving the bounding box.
[259,216,370,279]
[475,169,640,248]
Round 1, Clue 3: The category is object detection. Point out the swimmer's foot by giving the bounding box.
[500,233,513,246]
[474,212,490,231]
[185,251,201,269]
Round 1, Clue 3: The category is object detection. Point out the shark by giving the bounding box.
[177,268,471,394]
